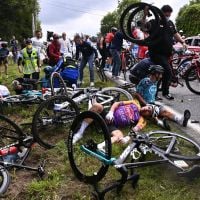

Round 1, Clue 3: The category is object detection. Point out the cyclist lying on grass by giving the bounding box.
[73,96,191,150]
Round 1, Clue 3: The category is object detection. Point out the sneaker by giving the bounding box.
[155,96,163,101]
[73,133,83,144]
[182,109,191,127]
[163,118,171,131]
[163,94,174,100]
[90,82,94,87]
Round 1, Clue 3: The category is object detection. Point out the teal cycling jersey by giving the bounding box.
[136,77,157,104]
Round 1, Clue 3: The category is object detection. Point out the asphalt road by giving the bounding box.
[105,71,200,143]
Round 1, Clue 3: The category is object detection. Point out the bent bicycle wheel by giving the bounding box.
[185,66,200,95]
[0,114,25,148]
[3,95,38,104]
[0,167,10,195]
[68,111,111,184]
[32,95,79,149]
[97,87,133,108]
[148,131,200,160]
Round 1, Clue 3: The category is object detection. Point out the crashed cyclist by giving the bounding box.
[73,96,191,150]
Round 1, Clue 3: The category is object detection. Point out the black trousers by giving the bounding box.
[98,48,107,69]
[149,53,172,96]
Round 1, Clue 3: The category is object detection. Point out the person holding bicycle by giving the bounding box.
[144,5,186,100]
[73,96,191,149]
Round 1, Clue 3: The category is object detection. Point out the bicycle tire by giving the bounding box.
[120,2,167,46]
[50,72,68,96]
[67,111,111,184]
[97,87,133,107]
[0,114,25,148]
[32,95,79,149]
[0,167,10,195]
[185,66,200,95]
[148,131,200,160]
[94,58,104,82]
[3,95,38,104]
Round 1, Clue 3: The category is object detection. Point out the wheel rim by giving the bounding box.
[68,111,111,184]
[32,96,79,148]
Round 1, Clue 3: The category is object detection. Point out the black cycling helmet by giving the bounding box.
[148,65,164,74]
[111,27,118,32]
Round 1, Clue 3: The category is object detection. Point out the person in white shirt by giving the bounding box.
[59,32,72,58]
[31,30,47,65]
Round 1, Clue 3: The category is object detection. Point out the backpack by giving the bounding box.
[105,32,114,46]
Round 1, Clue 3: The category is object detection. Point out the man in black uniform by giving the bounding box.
[148,5,186,100]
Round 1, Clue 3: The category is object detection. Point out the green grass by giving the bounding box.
[2,63,200,200]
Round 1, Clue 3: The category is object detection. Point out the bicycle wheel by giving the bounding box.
[97,87,133,108]
[67,111,111,184]
[50,72,68,96]
[0,167,10,195]
[3,95,38,104]
[185,66,200,95]
[0,115,25,148]
[95,60,105,82]
[148,131,200,160]
[32,95,79,149]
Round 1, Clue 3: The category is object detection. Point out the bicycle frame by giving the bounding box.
[0,136,45,177]
[79,131,200,199]
[53,88,114,111]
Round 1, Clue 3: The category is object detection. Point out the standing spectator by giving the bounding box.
[10,35,18,64]
[74,34,98,87]
[59,32,72,58]
[31,30,47,66]
[97,35,107,70]
[105,27,118,70]
[145,5,186,100]
[47,34,61,66]
[109,30,124,79]
[18,39,40,80]
[0,43,9,78]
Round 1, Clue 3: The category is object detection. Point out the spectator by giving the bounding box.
[18,39,40,80]
[31,30,47,66]
[10,35,18,63]
[74,34,98,87]
[97,35,107,70]
[59,32,72,58]
[0,43,9,78]
[109,29,124,79]
[105,27,118,71]
[47,34,61,66]
[145,5,186,100]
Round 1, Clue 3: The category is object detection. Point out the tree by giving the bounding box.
[0,0,40,42]
[100,0,140,35]
[176,1,200,36]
